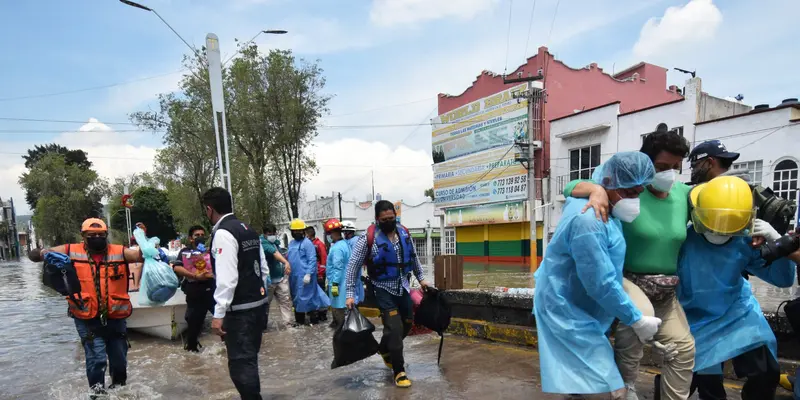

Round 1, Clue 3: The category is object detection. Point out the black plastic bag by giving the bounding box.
[331,308,379,369]
[414,288,452,364]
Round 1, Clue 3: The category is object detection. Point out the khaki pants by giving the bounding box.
[267,278,293,327]
[614,278,695,400]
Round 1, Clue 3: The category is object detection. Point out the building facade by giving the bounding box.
[547,76,799,245]
[433,46,684,267]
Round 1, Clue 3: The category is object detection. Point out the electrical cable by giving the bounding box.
[504,0,514,74]
[546,0,561,45]
[523,0,538,59]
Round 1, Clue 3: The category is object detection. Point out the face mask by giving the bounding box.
[378,220,396,234]
[266,235,277,243]
[292,233,304,241]
[691,160,710,184]
[703,232,732,245]
[193,236,206,248]
[651,169,678,192]
[611,198,641,223]
[85,236,108,252]
[326,234,333,243]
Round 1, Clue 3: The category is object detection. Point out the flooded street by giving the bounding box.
[0,259,792,399]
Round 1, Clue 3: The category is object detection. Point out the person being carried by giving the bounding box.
[171,225,215,352]
[39,218,144,398]
[323,218,351,328]
[679,176,800,399]
[261,224,293,329]
[345,200,431,388]
[534,152,660,399]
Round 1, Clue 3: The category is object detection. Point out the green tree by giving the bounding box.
[22,144,95,211]
[19,153,107,245]
[111,186,177,244]
[424,188,435,200]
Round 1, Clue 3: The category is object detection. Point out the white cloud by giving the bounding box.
[103,71,181,115]
[305,138,432,203]
[370,0,498,28]
[633,0,723,59]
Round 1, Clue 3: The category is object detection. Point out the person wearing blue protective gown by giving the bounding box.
[533,152,661,398]
[341,221,365,304]
[287,219,331,325]
[323,218,351,328]
[678,176,800,399]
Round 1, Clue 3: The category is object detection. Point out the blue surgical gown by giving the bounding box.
[533,198,642,394]
[347,236,365,304]
[326,240,351,309]
[678,228,796,374]
[288,238,331,313]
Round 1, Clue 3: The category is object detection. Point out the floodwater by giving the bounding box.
[0,259,792,399]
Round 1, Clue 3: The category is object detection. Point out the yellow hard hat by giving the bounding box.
[691,176,754,235]
[289,218,307,231]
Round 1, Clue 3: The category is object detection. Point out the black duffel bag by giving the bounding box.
[414,287,452,365]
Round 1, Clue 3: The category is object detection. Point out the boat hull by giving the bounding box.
[127,291,188,340]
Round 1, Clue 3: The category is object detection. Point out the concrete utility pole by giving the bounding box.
[506,73,543,272]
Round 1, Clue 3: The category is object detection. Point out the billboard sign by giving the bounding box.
[433,146,528,207]
[445,200,527,227]
[432,83,528,164]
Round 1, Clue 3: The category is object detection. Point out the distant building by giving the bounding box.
[0,198,20,261]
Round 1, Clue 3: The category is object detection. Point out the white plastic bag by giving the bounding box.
[133,228,179,305]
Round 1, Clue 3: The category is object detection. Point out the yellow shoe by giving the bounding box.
[394,372,412,388]
[779,373,794,391]
[380,352,393,369]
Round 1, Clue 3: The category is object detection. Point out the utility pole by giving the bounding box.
[506,73,544,272]
[338,192,343,221]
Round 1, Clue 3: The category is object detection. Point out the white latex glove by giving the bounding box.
[631,316,662,343]
[752,218,781,241]
[303,274,311,285]
[651,340,678,362]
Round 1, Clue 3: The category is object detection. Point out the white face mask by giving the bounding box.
[703,232,732,245]
[266,235,277,243]
[651,169,678,192]
[326,234,333,243]
[612,197,641,223]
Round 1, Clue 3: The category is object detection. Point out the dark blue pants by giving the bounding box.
[374,287,413,376]
[182,281,215,350]
[223,305,266,400]
[73,318,128,391]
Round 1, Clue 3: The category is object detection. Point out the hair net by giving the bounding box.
[591,151,655,190]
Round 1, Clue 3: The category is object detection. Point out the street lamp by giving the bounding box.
[119,0,201,58]
[224,30,288,65]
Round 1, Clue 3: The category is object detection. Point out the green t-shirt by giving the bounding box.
[563,180,691,274]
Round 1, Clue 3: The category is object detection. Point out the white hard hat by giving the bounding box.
[341,220,356,231]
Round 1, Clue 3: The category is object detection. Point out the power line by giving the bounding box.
[503,0,514,74]
[0,69,186,102]
[325,97,436,119]
[523,0,538,59]
[546,0,561,45]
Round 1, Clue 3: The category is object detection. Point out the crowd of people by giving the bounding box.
[35,188,428,399]
[536,132,800,400]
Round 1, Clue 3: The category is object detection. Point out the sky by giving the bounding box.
[1,0,797,215]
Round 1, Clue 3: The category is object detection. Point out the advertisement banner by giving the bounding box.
[445,201,527,227]
[433,146,527,188]
[432,83,528,164]
[435,170,528,208]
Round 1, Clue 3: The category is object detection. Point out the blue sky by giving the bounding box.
[1,0,797,214]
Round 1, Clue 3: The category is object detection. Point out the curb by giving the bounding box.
[446,317,800,379]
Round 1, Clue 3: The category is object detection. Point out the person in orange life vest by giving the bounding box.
[305,225,329,322]
[171,225,215,352]
[41,218,144,396]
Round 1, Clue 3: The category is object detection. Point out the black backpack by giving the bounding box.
[414,288,452,364]
[41,248,84,308]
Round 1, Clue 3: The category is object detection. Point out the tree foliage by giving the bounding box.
[19,153,107,245]
[130,43,329,230]
[110,186,177,244]
[424,188,435,200]
[22,144,94,210]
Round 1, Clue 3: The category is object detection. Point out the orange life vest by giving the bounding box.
[67,243,132,320]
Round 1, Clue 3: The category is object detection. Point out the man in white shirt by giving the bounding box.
[203,187,269,400]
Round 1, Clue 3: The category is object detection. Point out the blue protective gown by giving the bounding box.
[677,228,796,374]
[347,236,365,304]
[533,198,643,394]
[326,240,351,309]
[288,237,331,313]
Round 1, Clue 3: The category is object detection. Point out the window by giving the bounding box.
[413,237,428,261]
[569,144,601,180]
[432,236,442,257]
[773,160,799,202]
[641,126,684,143]
[732,160,763,186]
[444,228,456,255]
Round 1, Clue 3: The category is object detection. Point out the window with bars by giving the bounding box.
[444,229,456,255]
[569,144,601,180]
[773,159,799,202]
[413,237,427,259]
[432,236,441,257]
[732,160,763,186]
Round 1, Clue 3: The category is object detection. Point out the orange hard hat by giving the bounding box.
[81,218,108,233]
[324,218,343,233]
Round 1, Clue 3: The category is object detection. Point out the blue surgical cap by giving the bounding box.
[591,151,655,190]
